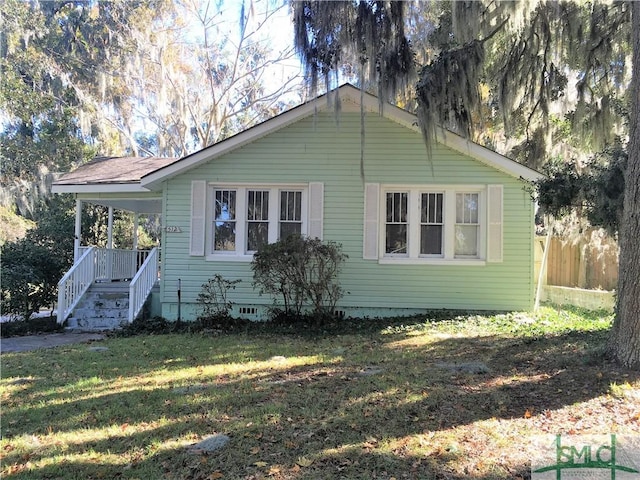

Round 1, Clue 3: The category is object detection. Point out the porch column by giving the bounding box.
[107,206,114,249]
[74,198,82,262]
[132,212,139,251]
[106,207,114,279]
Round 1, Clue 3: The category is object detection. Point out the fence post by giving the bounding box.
[534,225,552,310]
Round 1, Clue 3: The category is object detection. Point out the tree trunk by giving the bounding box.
[608,1,640,369]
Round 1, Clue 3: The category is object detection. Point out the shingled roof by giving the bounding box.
[54,156,178,186]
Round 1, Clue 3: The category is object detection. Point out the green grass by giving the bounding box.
[1,306,639,479]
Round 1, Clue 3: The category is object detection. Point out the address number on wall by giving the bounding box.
[165,226,182,233]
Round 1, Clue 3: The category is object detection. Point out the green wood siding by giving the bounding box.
[160,111,535,319]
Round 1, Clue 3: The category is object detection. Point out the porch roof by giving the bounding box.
[52,156,178,214]
[53,156,178,192]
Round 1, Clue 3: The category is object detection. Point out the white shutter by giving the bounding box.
[308,182,324,239]
[190,180,206,256]
[487,184,503,262]
[363,183,380,260]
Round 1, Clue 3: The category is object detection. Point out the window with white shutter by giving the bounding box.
[366,184,502,264]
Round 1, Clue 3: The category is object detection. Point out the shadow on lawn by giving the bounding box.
[2,327,638,479]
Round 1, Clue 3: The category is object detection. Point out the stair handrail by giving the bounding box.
[128,247,159,322]
[57,246,97,324]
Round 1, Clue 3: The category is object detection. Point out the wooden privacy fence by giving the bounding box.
[535,234,619,291]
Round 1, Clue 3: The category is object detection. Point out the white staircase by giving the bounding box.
[66,282,131,331]
[57,247,159,329]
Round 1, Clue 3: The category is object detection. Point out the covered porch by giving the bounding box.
[52,156,176,327]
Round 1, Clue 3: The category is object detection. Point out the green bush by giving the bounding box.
[251,235,347,320]
[0,198,74,321]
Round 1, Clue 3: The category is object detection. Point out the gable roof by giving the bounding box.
[140,84,543,190]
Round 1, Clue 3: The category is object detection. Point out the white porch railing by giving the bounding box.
[77,247,151,281]
[128,247,159,322]
[57,247,157,324]
[57,247,97,323]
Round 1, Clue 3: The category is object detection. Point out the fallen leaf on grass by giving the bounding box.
[268,466,281,475]
[296,457,314,467]
[254,461,268,468]
[209,472,223,479]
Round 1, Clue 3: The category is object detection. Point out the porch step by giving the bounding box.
[65,281,130,332]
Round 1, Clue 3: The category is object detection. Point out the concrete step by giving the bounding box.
[66,280,132,331]
[66,316,127,332]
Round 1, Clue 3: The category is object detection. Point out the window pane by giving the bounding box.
[468,193,478,223]
[456,193,478,223]
[248,190,269,221]
[280,222,301,239]
[247,222,269,251]
[421,225,443,255]
[455,225,478,256]
[214,222,236,251]
[386,192,407,222]
[215,190,236,221]
[280,191,302,221]
[386,224,407,254]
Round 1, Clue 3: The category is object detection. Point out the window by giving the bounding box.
[421,192,443,256]
[385,192,408,254]
[201,184,317,259]
[455,193,479,257]
[280,191,302,238]
[366,185,497,264]
[247,190,269,252]
[214,189,236,252]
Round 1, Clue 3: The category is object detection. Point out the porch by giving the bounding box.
[54,189,164,328]
[51,156,177,329]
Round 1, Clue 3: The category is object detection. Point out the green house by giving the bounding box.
[53,84,543,327]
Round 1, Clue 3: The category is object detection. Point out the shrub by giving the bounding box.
[0,196,74,321]
[0,314,62,338]
[1,238,72,321]
[251,235,347,320]
[196,274,241,319]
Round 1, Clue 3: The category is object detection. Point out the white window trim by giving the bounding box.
[206,183,309,261]
[378,185,487,265]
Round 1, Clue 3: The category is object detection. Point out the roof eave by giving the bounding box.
[51,183,152,194]
[433,129,544,182]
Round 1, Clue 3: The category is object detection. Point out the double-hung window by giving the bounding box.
[214,189,237,252]
[385,192,408,255]
[246,190,270,252]
[365,184,501,264]
[455,193,479,257]
[421,192,444,256]
[280,191,302,238]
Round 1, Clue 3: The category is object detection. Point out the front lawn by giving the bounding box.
[1,307,638,479]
